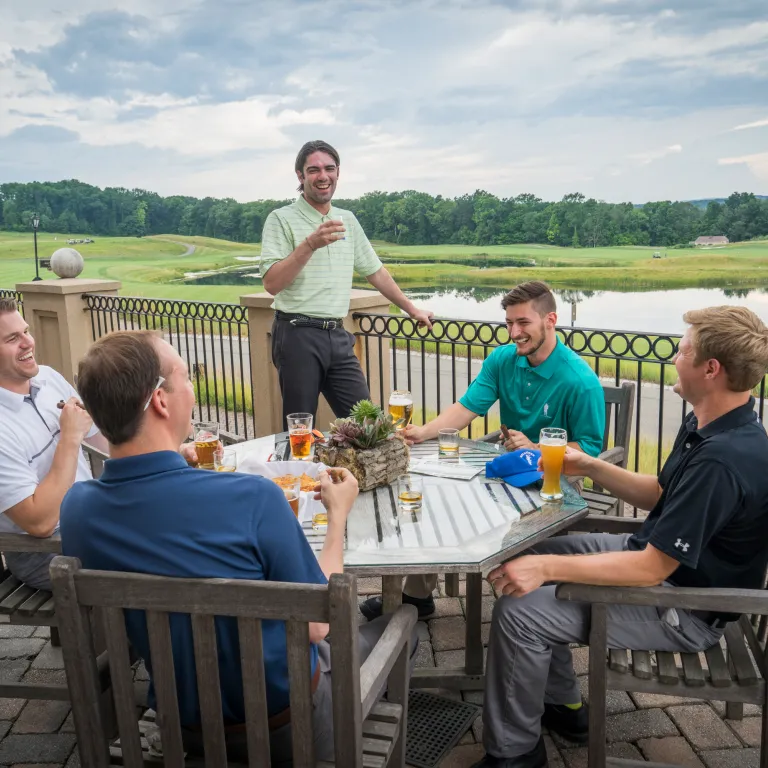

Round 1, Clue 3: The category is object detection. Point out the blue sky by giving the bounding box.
[1,0,767,203]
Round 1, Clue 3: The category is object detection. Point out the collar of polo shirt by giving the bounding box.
[513,338,565,379]
[689,397,757,439]
[296,194,339,226]
[0,370,49,412]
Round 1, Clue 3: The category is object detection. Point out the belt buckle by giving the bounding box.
[324,320,336,330]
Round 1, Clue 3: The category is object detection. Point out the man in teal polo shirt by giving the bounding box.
[360,280,604,621]
[261,140,433,429]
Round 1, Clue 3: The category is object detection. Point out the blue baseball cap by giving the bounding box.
[486,448,543,488]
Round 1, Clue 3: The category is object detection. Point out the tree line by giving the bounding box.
[1,180,767,247]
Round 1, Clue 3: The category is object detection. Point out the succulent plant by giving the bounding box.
[329,412,398,450]
[349,399,384,425]
[329,418,365,448]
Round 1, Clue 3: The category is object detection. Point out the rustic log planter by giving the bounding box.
[315,435,410,491]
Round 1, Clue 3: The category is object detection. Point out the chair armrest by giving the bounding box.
[359,604,418,719]
[564,515,644,535]
[479,430,501,444]
[82,442,108,462]
[597,446,624,465]
[0,532,62,554]
[220,430,245,445]
[555,583,767,616]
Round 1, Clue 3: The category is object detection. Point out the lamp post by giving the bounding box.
[31,213,41,281]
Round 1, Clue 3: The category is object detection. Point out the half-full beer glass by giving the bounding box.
[287,413,313,460]
[389,390,414,430]
[540,428,567,501]
[193,422,219,470]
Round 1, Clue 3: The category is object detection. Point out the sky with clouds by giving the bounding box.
[1,0,767,203]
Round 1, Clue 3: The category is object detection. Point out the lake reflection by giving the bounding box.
[402,286,768,334]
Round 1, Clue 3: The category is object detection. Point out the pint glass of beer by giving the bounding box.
[389,390,414,430]
[193,422,219,470]
[539,428,567,501]
[287,413,313,460]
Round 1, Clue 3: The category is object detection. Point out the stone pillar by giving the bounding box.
[15,279,121,386]
[240,289,392,437]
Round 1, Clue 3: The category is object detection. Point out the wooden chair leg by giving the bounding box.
[588,604,608,768]
[726,702,744,720]
[50,626,61,648]
[445,573,460,598]
[387,638,411,768]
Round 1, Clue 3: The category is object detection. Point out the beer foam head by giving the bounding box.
[390,392,413,405]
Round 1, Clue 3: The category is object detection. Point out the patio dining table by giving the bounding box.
[232,434,588,691]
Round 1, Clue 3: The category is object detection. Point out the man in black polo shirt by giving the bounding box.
[472,305,768,768]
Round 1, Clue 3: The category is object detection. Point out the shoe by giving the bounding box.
[469,736,548,767]
[542,702,589,744]
[359,593,435,621]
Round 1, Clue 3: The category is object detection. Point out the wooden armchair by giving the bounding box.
[556,563,768,768]
[51,556,418,768]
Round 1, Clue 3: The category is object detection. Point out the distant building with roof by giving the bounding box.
[694,235,729,246]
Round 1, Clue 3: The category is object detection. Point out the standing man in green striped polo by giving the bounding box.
[261,140,434,429]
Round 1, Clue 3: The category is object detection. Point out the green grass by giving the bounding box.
[197,374,253,415]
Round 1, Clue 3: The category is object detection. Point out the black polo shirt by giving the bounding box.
[628,398,768,591]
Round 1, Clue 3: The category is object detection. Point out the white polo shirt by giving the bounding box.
[0,366,96,587]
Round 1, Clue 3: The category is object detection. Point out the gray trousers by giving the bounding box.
[483,533,725,758]
[181,615,419,765]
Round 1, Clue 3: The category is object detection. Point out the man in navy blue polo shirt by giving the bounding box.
[470,306,768,768]
[60,330,412,763]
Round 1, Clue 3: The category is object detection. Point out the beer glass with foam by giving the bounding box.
[287,413,313,460]
[389,390,414,430]
[539,427,567,501]
[193,422,219,470]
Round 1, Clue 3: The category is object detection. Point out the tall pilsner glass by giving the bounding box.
[539,428,567,501]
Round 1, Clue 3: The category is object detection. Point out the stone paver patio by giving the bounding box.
[0,576,761,767]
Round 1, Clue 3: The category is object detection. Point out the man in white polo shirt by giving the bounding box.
[261,140,434,429]
[0,297,98,589]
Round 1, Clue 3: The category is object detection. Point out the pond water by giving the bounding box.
[180,266,768,334]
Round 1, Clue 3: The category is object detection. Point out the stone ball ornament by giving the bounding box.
[50,248,84,278]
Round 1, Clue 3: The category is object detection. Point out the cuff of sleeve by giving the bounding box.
[0,488,36,516]
[647,533,697,569]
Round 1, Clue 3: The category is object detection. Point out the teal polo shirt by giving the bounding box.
[459,340,605,456]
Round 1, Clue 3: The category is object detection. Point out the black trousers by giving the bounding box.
[271,317,371,431]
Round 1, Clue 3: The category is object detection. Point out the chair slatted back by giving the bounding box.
[51,557,364,768]
[601,382,635,467]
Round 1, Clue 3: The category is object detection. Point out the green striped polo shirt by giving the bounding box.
[260,195,383,318]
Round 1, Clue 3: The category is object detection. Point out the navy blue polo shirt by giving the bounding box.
[60,451,327,726]
[629,399,768,592]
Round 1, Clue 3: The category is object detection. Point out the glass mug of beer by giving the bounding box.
[389,390,414,430]
[539,427,567,501]
[193,422,219,470]
[287,413,313,461]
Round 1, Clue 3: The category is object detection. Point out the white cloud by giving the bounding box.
[718,152,768,180]
[732,117,768,131]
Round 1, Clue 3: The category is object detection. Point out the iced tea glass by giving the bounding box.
[287,413,313,460]
[539,427,567,501]
[193,421,219,470]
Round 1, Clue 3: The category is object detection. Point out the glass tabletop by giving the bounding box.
[235,434,588,574]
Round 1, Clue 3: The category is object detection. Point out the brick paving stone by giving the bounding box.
[31,644,64,670]
[0,701,26,720]
[0,662,30,683]
[65,748,80,768]
[459,596,496,623]
[605,708,678,743]
[710,701,762,718]
[571,647,589,676]
[434,648,487,668]
[543,735,565,768]
[21,669,67,686]
[32,628,51,639]
[10,764,63,768]
[561,742,642,768]
[700,748,760,768]
[728,717,762,747]
[430,617,467,651]
[463,691,484,706]
[0,735,76,764]
[0,627,34,639]
[416,621,430,642]
[413,640,435,669]
[0,639,46,660]
[438,743,485,767]
[631,692,704,709]
[579,676,635,715]
[134,661,149,682]
[431,597,464,619]
[355,576,381,595]
[638,736,705,767]
[13,701,71,734]
[59,713,75,733]
[0,723,11,740]
[667,705,741,750]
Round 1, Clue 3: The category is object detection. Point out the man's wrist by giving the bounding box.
[59,432,84,449]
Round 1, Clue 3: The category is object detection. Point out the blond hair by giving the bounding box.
[683,306,768,392]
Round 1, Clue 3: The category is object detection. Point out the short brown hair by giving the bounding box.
[77,331,164,445]
[295,140,340,192]
[683,306,768,392]
[501,281,557,316]
[0,298,19,314]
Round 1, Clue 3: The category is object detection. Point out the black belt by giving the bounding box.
[690,610,733,629]
[275,310,344,330]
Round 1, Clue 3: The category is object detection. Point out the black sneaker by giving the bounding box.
[359,593,436,621]
[542,702,589,744]
[469,736,548,768]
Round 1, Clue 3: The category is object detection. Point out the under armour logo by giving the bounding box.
[543,403,549,417]
[674,539,690,552]
[520,450,536,466]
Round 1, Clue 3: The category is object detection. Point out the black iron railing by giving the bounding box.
[84,295,255,439]
[353,312,767,477]
[0,289,24,316]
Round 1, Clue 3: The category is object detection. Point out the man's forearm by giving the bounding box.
[584,458,662,511]
[317,515,346,580]
[366,268,417,315]
[7,437,82,537]
[262,240,315,295]
[542,550,671,588]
